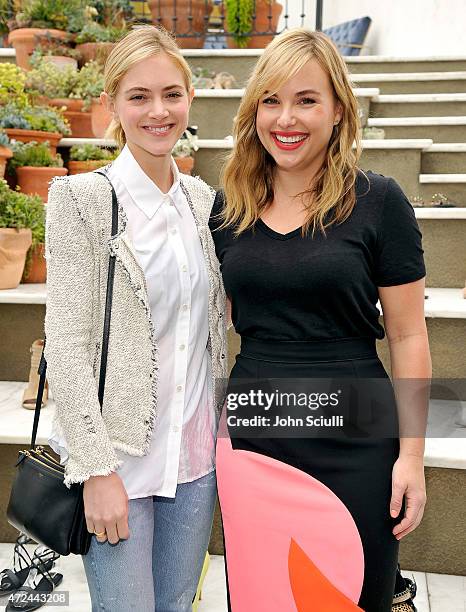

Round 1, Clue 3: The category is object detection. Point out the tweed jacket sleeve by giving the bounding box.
[44,176,123,487]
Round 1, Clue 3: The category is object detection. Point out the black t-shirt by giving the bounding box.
[208,171,426,341]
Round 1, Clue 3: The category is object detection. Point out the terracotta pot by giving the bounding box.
[76,42,115,66]
[22,242,46,284]
[42,55,78,70]
[91,99,113,138]
[7,28,68,70]
[16,166,68,202]
[0,145,13,179]
[147,0,211,49]
[47,99,93,138]
[4,129,62,155]
[0,228,32,289]
[227,1,283,49]
[174,156,194,175]
[68,160,110,175]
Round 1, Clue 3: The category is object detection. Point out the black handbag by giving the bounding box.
[7,172,118,556]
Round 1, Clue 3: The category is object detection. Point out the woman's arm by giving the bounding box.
[379,277,431,540]
[44,177,122,487]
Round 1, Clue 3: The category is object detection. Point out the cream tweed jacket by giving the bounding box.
[44,167,227,487]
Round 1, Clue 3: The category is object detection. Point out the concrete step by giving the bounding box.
[370,94,466,118]
[422,143,466,173]
[190,88,378,139]
[419,173,466,204]
[367,116,466,142]
[183,51,466,86]
[416,216,466,288]
[352,71,466,94]
[346,55,466,74]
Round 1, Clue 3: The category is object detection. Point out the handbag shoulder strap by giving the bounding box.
[31,171,119,450]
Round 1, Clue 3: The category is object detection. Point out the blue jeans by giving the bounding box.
[81,471,217,612]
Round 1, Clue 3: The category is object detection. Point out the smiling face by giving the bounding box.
[104,53,193,160]
[255,58,342,177]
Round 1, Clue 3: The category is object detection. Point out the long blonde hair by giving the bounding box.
[103,25,192,149]
[220,28,362,236]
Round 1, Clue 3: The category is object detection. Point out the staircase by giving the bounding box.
[0,48,464,577]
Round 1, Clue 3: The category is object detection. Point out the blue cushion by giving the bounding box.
[323,16,371,56]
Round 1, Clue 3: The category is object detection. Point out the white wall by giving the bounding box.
[281,0,466,57]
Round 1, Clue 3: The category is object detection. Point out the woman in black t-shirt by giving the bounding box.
[209,29,430,612]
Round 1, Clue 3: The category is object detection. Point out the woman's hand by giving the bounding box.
[83,472,129,544]
[390,454,427,540]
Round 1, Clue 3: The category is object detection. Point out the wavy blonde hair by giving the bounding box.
[103,25,192,149]
[220,28,363,236]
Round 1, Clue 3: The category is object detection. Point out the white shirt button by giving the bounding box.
[179,344,186,351]
[172,425,180,433]
[182,304,189,311]
[182,265,187,272]
[176,385,183,392]
[171,228,177,235]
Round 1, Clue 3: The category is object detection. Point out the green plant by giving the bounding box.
[9,140,63,169]
[225,0,254,48]
[11,0,88,31]
[0,102,71,135]
[73,60,104,110]
[25,58,79,98]
[87,0,133,28]
[0,129,10,147]
[69,143,115,161]
[172,129,199,158]
[0,63,29,108]
[0,179,45,247]
[75,22,127,44]
[0,0,10,35]
[23,105,71,135]
[29,32,81,64]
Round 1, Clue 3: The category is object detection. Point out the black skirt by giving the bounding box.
[216,336,401,612]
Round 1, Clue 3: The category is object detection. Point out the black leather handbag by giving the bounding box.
[7,172,118,556]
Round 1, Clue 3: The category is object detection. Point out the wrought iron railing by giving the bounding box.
[131,1,308,44]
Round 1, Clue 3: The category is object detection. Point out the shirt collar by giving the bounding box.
[112,144,182,219]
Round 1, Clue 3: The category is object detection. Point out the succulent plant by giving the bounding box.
[25,59,79,99]
[9,140,64,169]
[172,129,199,158]
[0,63,29,108]
[69,143,116,161]
[0,102,71,135]
[0,178,45,246]
[0,129,10,147]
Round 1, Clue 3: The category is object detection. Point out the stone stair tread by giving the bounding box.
[368,116,466,125]
[375,93,466,102]
[354,71,466,81]
[426,143,466,151]
[0,381,464,468]
[420,173,466,182]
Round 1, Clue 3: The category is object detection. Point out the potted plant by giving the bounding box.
[0,63,29,109]
[73,60,111,137]
[0,130,13,179]
[68,143,116,174]
[29,32,82,70]
[225,0,282,48]
[9,140,67,202]
[74,0,131,65]
[25,59,94,138]
[75,23,126,65]
[172,128,198,175]
[0,178,43,289]
[0,102,71,154]
[6,0,79,69]
[147,0,211,49]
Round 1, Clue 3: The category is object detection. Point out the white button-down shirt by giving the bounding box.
[48,145,216,498]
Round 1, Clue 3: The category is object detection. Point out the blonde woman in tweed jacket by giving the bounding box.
[44,26,227,611]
